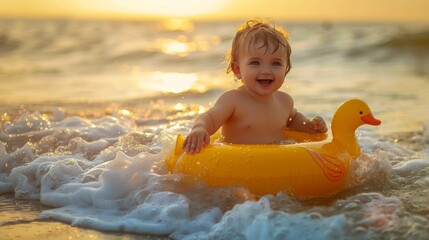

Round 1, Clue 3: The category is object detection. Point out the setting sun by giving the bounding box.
[103,0,228,18]
[0,0,229,20]
[1,0,428,22]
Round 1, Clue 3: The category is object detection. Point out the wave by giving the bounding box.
[1,100,428,239]
[378,29,429,49]
[0,33,20,53]
[347,27,429,58]
[101,50,159,64]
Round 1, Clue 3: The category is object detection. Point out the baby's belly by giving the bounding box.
[222,128,285,144]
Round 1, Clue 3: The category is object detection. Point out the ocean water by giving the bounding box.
[1,18,429,239]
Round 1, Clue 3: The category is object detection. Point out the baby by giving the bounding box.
[183,18,327,153]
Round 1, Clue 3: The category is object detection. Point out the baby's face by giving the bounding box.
[233,41,289,98]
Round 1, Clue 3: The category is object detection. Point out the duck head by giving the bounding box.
[331,99,381,153]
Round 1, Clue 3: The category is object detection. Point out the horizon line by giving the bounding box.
[1,14,428,24]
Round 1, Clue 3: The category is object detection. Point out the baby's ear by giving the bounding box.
[231,62,241,79]
[284,68,290,76]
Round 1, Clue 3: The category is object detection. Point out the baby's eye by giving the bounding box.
[272,61,283,66]
[249,60,260,65]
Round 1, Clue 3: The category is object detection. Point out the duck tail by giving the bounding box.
[175,134,185,155]
[166,134,185,172]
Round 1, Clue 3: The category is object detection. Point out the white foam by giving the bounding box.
[33,143,349,239]
[40,151,158,207]
[40,190,348,239]
[1,109,428,239]
[3,112,50,134]
[0,113,136,200]
[2,143,35,171]
[358,130,413,157]
[51,107,66,122]
[348,150,392,188]
[40,191,223,236]
[183,197,346,240]
[393,159,429,176]
[7,154,71,199]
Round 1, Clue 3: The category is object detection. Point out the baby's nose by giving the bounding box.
[261,65,271,74]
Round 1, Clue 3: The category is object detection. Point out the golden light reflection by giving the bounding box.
[173,103,186,111]
[118,109,131,116]
[158,18,195,32]
[162,40,195,57]
[140,72,205,94]
[158,34,220,57]
[198,105,205,114]
[1,113,11,122]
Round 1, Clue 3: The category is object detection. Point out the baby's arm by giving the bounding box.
[183,91,236,153]
[287,110,328,133]
[182,113,214,153]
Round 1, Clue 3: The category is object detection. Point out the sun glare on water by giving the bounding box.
[162,39,195,57]
[140,72,205,94]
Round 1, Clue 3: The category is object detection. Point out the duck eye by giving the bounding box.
[359,111,363,114]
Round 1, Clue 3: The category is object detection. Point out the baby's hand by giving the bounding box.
[182,126,210,153]
[310,116,328,133]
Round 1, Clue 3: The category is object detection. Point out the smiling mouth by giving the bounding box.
[257,79,273,85]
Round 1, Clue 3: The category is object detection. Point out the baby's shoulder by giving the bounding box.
[274,91,294,104]
[218,89,243,99]
[214,89,243,106]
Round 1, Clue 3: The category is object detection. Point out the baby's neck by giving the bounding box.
[239,86,275,102]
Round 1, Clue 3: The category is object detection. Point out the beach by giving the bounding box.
[1,18,429,239]
[1,194,168,239]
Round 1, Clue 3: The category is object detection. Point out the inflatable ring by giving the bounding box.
[166,99,381,197]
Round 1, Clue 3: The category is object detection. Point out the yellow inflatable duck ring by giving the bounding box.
[166,99,381,197]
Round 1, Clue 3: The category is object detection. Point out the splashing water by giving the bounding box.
[1,19,429,239]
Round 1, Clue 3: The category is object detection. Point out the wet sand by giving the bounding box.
[0,194,168,240]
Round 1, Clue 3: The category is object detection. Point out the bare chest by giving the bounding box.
[232,103,289,131]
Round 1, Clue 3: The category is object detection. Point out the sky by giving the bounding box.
[0,0,429,22]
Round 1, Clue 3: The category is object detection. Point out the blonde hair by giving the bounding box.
[226,18,292,75]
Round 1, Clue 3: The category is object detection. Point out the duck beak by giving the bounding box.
[361,113,381,125]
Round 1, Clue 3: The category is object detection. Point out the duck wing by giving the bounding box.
[307,149,345,182]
